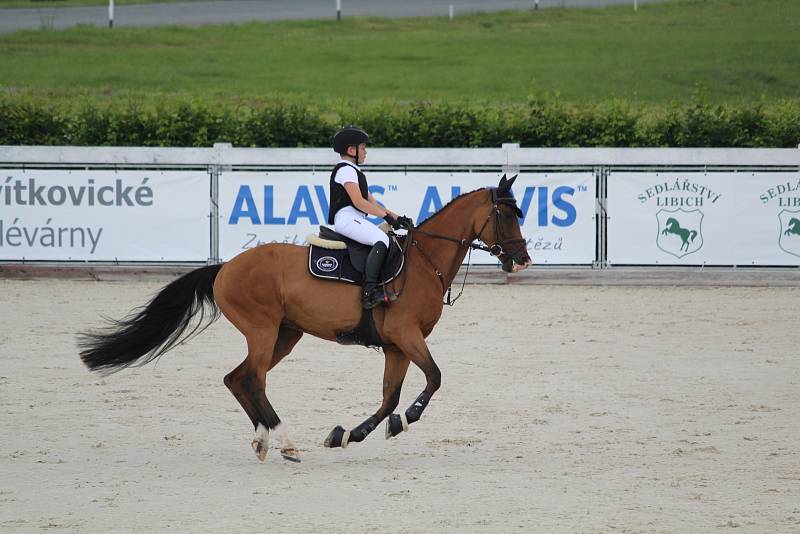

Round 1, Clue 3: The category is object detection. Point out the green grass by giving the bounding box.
[1,0,798,107]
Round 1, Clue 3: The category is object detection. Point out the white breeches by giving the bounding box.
[334,210,389,247]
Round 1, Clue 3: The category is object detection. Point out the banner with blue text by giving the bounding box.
[607,172,800,265]
[218,171,596,264]
[0,170,210,261]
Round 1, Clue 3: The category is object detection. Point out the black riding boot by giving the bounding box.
[362,242,394,309]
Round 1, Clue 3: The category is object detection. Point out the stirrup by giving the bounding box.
[363,287,394,309]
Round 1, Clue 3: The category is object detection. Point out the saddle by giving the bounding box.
[307,227,405,286]
[306,226,406,349]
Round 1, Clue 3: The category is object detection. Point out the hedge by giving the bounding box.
[1,96,798,148]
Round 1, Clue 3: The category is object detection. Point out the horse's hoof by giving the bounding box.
[385,414,404,439]
[281,447,301,463]
[251,438,268,462]
[324,425,346,448]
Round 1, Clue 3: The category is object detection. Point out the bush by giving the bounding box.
[0,95,798,148]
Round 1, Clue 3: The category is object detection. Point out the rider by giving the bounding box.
[328,125,412,309]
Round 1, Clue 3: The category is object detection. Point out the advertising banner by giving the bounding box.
[608,172,800,265]
[0,169,210,261]
[219,171,596,264]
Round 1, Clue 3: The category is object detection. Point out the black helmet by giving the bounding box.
[333,125,369,155]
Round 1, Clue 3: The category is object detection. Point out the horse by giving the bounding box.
[784,217,800,237]
[661,217,697,251]
[78,174,532,462]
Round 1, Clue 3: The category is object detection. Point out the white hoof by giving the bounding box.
[281,447,301,463]
[251,423,269,462]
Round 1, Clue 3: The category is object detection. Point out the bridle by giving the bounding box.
[399,189,528,305]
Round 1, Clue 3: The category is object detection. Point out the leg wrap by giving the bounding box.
[349,415,379,444]
[404,391,431,424]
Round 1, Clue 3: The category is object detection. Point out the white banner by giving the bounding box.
[608,172,800,265]
[0,170,210,261]
[219,171,596,264]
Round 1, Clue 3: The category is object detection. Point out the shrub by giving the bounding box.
[0,95,797,148]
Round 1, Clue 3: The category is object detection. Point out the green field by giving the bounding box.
[0,0,798,107]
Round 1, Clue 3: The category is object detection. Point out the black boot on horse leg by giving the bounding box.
[386,391,432,438]
[362,242,396,309]
[385,337,441,439]
[324,416,379,448]
[324,346,410,449]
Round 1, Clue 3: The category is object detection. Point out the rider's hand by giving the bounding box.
[383,214,401,230]
[396,215,414,229]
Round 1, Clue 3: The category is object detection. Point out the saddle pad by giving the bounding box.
[308,235,404,285]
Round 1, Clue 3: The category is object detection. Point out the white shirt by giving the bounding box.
[334,159,360,187]
[333,160,366,220]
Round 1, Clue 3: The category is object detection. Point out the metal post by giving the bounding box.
[600,166,609,268]
[336,0,341,21]
[634,0,638,11]
[108,0,114,28]
[594,166,609,269]
[211,143,231,264]
[209,165,220,264]
[449,4,453,20]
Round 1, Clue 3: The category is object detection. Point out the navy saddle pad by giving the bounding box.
[308,227,404,285]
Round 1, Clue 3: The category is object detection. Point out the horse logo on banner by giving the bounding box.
[656,208,704,259]
[778,209,800,258]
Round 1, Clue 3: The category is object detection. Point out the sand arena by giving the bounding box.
[1,278,799,532]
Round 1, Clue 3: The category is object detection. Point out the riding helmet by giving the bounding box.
[332,126,369,155]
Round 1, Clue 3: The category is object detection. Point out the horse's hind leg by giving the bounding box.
[324,345,410,448]
[224,325,303,462]
[269,326,304,462]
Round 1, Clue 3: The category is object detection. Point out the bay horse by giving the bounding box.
[78,175,532,462]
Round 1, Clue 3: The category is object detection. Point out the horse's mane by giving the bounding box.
[418,187,488,227]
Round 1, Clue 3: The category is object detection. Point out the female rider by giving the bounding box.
[328,126,412,309]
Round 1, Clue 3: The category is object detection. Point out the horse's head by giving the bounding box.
[476,175,532,273]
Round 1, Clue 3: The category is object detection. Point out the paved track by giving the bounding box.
[1,0,670,35]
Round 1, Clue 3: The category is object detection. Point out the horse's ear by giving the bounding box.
[497,174,517,196]
[497,174,509,193]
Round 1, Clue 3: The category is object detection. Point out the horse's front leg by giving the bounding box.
[324,346,410,448]
[384,331,441,439]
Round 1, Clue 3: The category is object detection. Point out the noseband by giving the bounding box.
[475,196,528,264]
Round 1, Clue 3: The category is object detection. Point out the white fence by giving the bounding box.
[1,144,799,267]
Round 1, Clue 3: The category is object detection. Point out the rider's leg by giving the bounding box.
[334,214,393,308]
[362,241,391,309]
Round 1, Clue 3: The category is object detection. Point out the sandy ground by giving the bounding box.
[1,278,799,533]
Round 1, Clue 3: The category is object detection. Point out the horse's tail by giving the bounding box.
[689,230,698,242]
[78,264,224,374]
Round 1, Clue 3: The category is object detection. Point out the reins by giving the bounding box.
[406,207,495,305]
[387,188,528,306]
[392,201,512,306]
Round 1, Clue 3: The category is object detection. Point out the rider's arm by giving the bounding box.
[368,192,398,219]
[344,182,389,218]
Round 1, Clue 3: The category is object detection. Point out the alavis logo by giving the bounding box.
[656,209,703,258]
[778,210,800,258]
